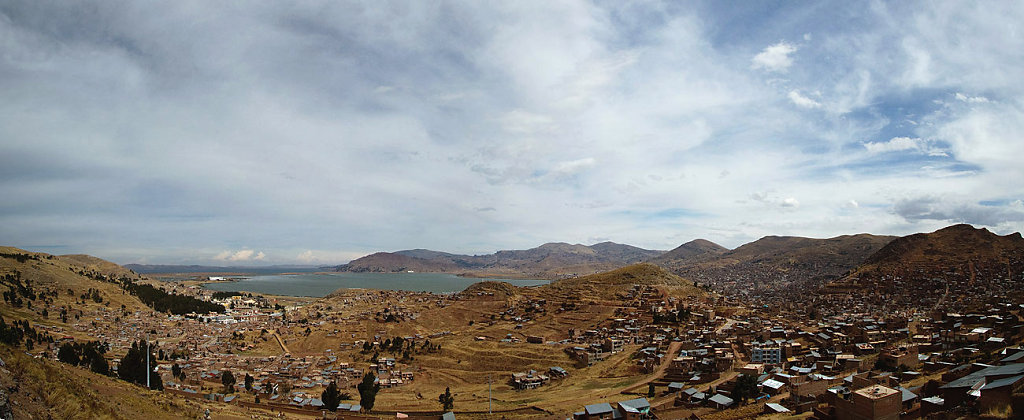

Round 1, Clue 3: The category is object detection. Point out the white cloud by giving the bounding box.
[752,42,798,72]
[955,92,989,103]
[2,2,1023,261]
[214,249,265,262]
[552,158,596,175]
[863,136,923,153]
[787,90,821,109]
[296,250,364,264]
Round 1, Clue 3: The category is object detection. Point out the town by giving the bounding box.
[2,243,1024,420]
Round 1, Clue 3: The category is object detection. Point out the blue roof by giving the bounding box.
[585,402,614,415]
[442,412,457,420]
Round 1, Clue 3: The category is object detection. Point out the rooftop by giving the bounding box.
[854,385,899,400]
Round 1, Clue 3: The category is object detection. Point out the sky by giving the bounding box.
[2,1,1023,265]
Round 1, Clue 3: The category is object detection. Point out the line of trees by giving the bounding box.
[123,283,224,315]
[0,315,53,350]
[57,340,111,376]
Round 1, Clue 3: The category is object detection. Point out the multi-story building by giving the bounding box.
[751,346,782,364]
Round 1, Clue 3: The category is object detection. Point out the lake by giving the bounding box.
[200,272,549,297]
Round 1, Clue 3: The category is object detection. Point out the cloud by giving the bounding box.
[955,92,989,103]
[780,197,800,208]
[863,136,923,153]
[1,2,1023,260]
[752,42,797,72]
[787,90,821,109]
[893,196,1024,226]
[295,250,364,264]
[215,249,265,262]
[750,192,800,210]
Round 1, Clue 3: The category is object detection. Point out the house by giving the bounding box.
[708,393,734,409]
[580,402,615,419]
[761,378,786,395]
[833,385,900,420]
[763,402,790,414]
[550,366,569,378]
[940,363,1024,407]
[978,374,1024,414]
[573,398,653,420]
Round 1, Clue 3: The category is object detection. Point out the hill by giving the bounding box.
[823,224,1024,311]
[337,242,664,278]
[0,344,201,419]
[652,234,896,299]
[546,263,705,300]
[647,239,728,267]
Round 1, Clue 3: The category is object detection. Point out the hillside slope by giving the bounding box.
[824,224,1024,311]
[656,234,896,299]
[0,344,200,419]
[545,263,705,300]
[647,239,728,267]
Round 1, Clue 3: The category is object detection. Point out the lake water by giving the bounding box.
[201,272,549,297]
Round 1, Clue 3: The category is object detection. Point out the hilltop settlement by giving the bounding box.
[2,224,1024,419]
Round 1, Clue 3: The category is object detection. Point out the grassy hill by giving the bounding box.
[0,343,200,419]
[546,263,705,300]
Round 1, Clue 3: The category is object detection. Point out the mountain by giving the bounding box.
[653,234,897,298]
[824,224,1024,310]
[861,223,1024,269]
[336,252,467,273]
[648,239,728,267]
[337,242,664,278]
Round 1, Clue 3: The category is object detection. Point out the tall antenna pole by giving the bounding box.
[146,333,150,389]
[488,374,492,415]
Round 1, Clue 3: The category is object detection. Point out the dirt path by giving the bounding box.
[272,333,290,355]
[619,340,683,394]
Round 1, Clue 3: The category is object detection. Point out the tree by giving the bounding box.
[58,343,79,365]
[245,373,254,392]
[438,387,454,411]
[222,370,236,393]
[357,372,380,411]
[172,363,182,380]
[118,340,162,390]
[648,383,656,398]
[732,374,759,405]
[321,381,342,411]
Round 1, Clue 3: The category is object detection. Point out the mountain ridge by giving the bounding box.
[336,241,665,278]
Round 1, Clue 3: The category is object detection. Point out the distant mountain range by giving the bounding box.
[123,264,320,274]
[335,232,901,282]
[334,242,664,278]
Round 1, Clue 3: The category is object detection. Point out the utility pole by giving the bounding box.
[146,333,150,389]
[488,374,492,415]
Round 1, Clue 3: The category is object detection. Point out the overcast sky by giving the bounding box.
[2,1,1023,265]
